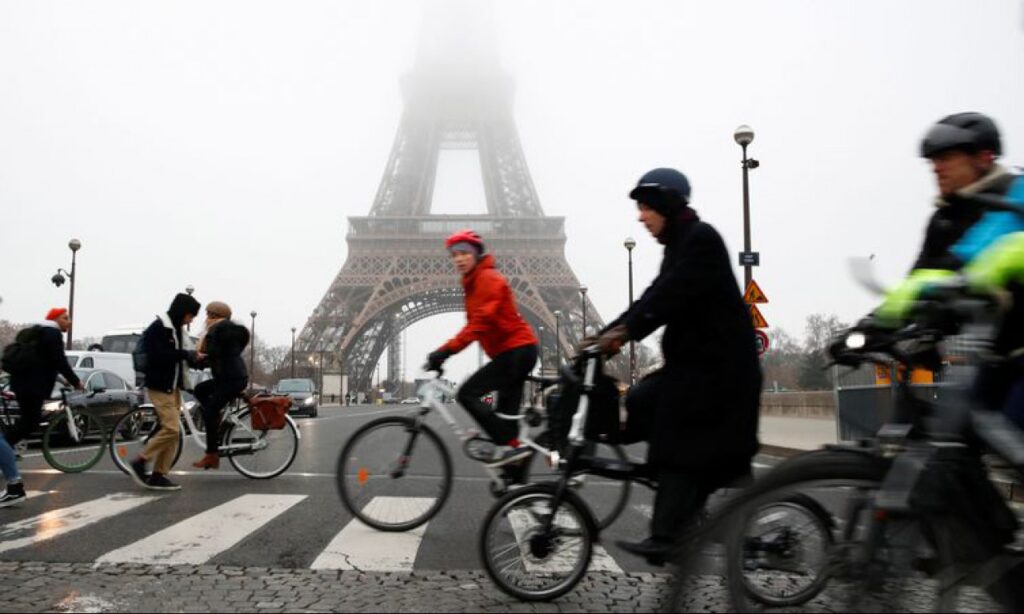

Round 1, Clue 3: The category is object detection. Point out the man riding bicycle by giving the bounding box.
[593,168,761,563]
[426,230,539,474]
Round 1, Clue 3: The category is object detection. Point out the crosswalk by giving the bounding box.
[0,490,656,573]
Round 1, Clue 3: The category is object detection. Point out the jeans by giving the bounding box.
[456,344,538,445]
[0,436,19,482]
[194,378,247,453]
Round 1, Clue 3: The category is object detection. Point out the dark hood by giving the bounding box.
[167,293,201,329]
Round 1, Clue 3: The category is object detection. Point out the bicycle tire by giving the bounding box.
[109,405,184,475]
[663,448,890,613]
[223,408,299,479]
[336,416,453,532]
[479,482,596,602]
[42,410,107,473]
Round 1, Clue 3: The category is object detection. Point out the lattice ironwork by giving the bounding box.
[295,39,623,394]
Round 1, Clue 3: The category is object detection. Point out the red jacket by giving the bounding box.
[440,255,538,358]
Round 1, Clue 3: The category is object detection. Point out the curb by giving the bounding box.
[760,443,1024,504]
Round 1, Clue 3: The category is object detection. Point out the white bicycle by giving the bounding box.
[109,393,301,479]
[336,371,632,532]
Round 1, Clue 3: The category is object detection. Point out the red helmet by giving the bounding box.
[445,229,485,253]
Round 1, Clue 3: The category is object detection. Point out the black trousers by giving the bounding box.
[5,382,46,447]
[194,378,247,453]
[623,371,718,542]
[456,344,538,445]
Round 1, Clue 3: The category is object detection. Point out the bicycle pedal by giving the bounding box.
[463,436,497,463]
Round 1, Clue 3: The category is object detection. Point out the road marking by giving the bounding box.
[311,497,433,571]
[96,494,306,565]
[632,503,653,520]
[0,493,158,554]
[506,508,622,573]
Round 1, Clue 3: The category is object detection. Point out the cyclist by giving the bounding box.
[426,230,539,472]
[874,112,1023,424]
[593,168,761,564]
[126,292,201,491]
[190,301,250,470]
[0,308,83,507]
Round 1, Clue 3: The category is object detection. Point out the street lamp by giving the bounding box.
[249,311,257,384]
[50,239,81,349]
[538,325,546,372]
[185,285,195,296]
[290,327,297,377]
[579,285,588,338]
[734,124,760,289]
[553,310,562,370]
[624,237,637,385]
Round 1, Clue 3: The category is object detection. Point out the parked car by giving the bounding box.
[3,368,141,438]
[400,397,420,405]
[273,378,319,418]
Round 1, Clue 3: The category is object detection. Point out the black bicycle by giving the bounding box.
[664,287,1024,613]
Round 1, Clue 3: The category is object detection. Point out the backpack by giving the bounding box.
[1,325,46,374]
[547,359,622,450]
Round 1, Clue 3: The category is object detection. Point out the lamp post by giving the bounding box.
[553,310,562,370]
[734,124,759,289]
[249,311,257,383]
[538,325,546,373]
[290,327,297,378]
[185,285,195,330]
[51,239,82,349]
[624,237,637,385]
[579,285,588,338]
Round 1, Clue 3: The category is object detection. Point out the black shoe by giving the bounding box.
[128,457,149,488]
[616,537,672,566]
[145,473,181,491]
[500,458,531,485]
[0,482,27,508]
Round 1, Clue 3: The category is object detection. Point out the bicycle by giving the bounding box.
[664,287,1024,612]
[108,391,301,479]
[336,369,632,533]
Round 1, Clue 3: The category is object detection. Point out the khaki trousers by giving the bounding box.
[143,389,181,475]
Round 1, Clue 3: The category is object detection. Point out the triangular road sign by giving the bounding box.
[749,304,769,329]
[744,279,768,304]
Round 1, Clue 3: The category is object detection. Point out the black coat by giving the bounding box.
[609,215,761,472]
[140,316,191,393]
[201,320,249,384]
[9,324,81,398]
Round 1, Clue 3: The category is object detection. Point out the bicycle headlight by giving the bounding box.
[42,400,62,413]
[845,332,867,349]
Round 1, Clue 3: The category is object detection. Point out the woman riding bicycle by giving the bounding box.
[426,230,539,475]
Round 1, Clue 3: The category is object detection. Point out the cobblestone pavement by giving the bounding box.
[0,561,672,613]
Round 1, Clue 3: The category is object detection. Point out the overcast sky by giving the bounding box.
[1,0,1022,383]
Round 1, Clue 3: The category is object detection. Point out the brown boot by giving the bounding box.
[192,453,220,470]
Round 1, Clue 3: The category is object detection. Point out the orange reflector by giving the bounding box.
[117,445,127,458]
[357,468,369,485]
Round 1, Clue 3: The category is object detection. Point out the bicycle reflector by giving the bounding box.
[357,468,369,486]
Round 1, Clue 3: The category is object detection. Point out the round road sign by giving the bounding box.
[754,330,770,356]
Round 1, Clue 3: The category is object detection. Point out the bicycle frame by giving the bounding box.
[146,398,301,455]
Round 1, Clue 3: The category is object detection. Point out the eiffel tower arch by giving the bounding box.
[295,16,613,395]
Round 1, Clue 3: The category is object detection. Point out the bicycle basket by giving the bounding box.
[548,357,621,448]
[248,395,291,430]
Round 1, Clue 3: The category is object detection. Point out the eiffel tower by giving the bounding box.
[295,7,610,395]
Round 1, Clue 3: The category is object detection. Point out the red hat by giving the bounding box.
[46,307,68,321]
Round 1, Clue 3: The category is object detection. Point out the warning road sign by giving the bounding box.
[744,279,768,304]
[749,304,768,329]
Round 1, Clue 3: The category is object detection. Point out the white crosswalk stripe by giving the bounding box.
[0,493,158,555]
[311,497,434,571]
[97,494,307,565]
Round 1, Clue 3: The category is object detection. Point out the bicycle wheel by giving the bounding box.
[109,406,183,474]
[223,409,299,479]
[523,442,632,530]
[42,410,107,473]
[337,416,452,531]
[664,448,890,613]
[480,482,595,602]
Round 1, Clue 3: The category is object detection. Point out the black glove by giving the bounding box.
[426,349,453,372]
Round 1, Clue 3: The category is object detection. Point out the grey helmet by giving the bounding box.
[920,112,1001,158]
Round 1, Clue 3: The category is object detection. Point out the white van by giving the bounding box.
[65,351,138,389]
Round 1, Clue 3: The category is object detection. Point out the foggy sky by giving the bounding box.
[1,0,1022,383]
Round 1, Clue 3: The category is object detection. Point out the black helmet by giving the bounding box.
[920,112,1001,158]
[629,168,691,215]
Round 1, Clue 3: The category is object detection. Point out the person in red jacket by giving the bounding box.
[427,230,539,467]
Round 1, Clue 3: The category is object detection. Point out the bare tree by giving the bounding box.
[798,313,848,390]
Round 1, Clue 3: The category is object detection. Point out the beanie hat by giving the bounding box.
[45,307,68,321]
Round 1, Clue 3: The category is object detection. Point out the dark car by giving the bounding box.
[2,368,141,437]
[273,378,319,418]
